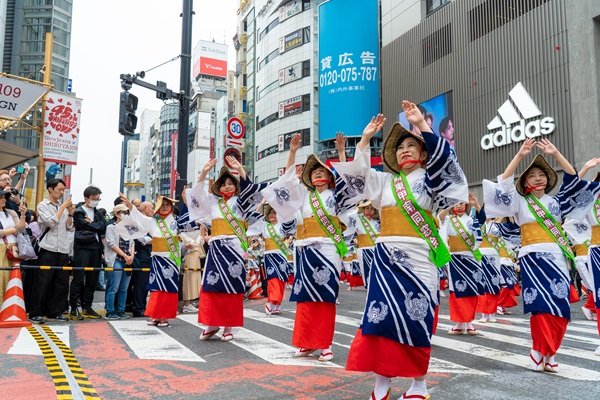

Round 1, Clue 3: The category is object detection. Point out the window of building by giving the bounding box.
[258,18,280,42]
[258,48,279,70]
[257,80,279,100]
[256,112,278,130]
[426,0,451,16]
[422,24,452,67]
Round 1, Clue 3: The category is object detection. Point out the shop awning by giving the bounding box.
[0,139,38,170]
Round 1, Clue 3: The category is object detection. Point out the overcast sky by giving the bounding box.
[68,0,237,210]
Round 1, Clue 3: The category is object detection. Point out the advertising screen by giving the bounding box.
[193,40,228,79]
[318,0,380,141]
[398,91,454,149]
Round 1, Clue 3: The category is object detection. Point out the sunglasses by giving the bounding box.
[117,211,130,216]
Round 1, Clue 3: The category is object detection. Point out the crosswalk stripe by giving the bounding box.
[176,314,340,368]
[438,315,599,345]
[451,314,600,336]
[243,309,488,375]
[334,313,600,381]
[8,325,70,355]
[436,323,600,363]
[109,320,205,362]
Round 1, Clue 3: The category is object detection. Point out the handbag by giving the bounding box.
[75,230,97,244]
[16,232,37,260]
[32,227,50,255]
[0,218,21,261]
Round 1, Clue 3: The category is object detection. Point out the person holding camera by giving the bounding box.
[29,179,74,324]
[69,186,106,320]
[0,189,27,308]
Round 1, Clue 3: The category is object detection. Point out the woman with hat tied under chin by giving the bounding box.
[260,134,357,363]
[439,196,486,335]
[566,158,600,355]
[333,101,469,400]
[186,156,267,342]
[117,193,187,327]
[247,200,296,315]
[482,138,600,372]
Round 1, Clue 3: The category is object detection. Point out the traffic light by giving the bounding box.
[118,91,138,136]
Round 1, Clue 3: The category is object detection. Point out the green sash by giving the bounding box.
[593,198,600,226]
[217,199,248,251]
[266,222,291,257]
[525,195,575,262]
[449,215,483,261]
[156,217,181,267]
[359,215,377,246]
[391,172,451,268]
[308,191,348,257]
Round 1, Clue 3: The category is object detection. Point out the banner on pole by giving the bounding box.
[42,92,83,165]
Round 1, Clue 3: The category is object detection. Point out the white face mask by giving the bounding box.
[88,200,100,208]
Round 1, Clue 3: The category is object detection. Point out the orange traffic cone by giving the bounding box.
[247,269,264,300]
[0,268,32,328]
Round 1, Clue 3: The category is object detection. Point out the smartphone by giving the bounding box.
[16,166,25,174]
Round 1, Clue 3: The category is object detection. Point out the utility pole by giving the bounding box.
[176,0,193,200]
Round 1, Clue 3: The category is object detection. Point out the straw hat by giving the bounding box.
[210,166,240,197]
[153,195,179,214]
[382,122,426,175]
[357,199,372,208]
[516,154,557,196]
[301,154,335,191]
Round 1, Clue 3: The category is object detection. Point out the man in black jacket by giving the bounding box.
[69,186,106,320]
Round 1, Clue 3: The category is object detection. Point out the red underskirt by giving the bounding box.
[145,291,178,319]
[449,292,478,322]
[291,302,336,349]
[476,293,499,314]
[198,289,244,327]
[530,313,568,356]
[497,287,519,308]
[348,274,365,287]
[347,328,431,378]
[267,278,286,305]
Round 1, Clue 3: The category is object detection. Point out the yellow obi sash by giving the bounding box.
[379,206,433,238]
[592,226,600,246]
[152,237,181,253]
[287,254,294,261]
[211,218,248,237]
[521,222,561,247]
[357,234,374,248]
[448,235,471,253]
[264,238,279,252]
[343,255,354,262]
[296,216,343,241]
[572,244,589,257]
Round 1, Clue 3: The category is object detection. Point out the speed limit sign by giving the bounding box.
[227,117,245,140]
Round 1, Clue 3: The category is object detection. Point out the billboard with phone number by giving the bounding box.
[318,0,380,141]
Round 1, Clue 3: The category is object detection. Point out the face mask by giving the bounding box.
[89,200,100,208]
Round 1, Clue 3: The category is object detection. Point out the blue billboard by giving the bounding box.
[318,0,380,141]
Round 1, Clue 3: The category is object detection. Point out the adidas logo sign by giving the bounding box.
[481,82,556,150]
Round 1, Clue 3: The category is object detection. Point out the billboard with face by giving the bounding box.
[398,91,454,149]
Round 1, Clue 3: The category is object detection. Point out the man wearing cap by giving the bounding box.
[333,101,468,400]
[483,138,600,372]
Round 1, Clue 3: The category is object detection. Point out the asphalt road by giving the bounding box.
[1,286,599,400]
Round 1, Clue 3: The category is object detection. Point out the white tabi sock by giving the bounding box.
[204,325,218,333]
[466,321,475,330]
[373,374,391,399]
[406,378,427,397]
[223,326,232,335]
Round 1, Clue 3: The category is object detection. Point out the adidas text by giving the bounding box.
[481,117,556,150]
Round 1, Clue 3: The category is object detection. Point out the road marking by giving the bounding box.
[109,320,205,362]
[27,325,100,399]
[438,315,599,345]
[8,325,70,355]
[176,314,340,368]
[436,322,600,363]
[242,310,486,375]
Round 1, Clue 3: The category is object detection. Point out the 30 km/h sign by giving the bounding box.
[227,117,245,140]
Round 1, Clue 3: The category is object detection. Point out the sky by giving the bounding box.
[68,0,237,210]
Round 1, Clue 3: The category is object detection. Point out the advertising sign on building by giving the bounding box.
[0,75,50,120]
[197,111,211,148]
[42,92,83,165]
[257,144,278,160]
[278,128,310,151]
[193,40,228,79]
[278,96,303,118]
[279,61,304,86]
[279,0,302,22]
[279,27,309,54]
[318,0,380,140]
[398,91,454,149]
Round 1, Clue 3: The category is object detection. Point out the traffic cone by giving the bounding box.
[0,268,32,328]
[247,269,264,300]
